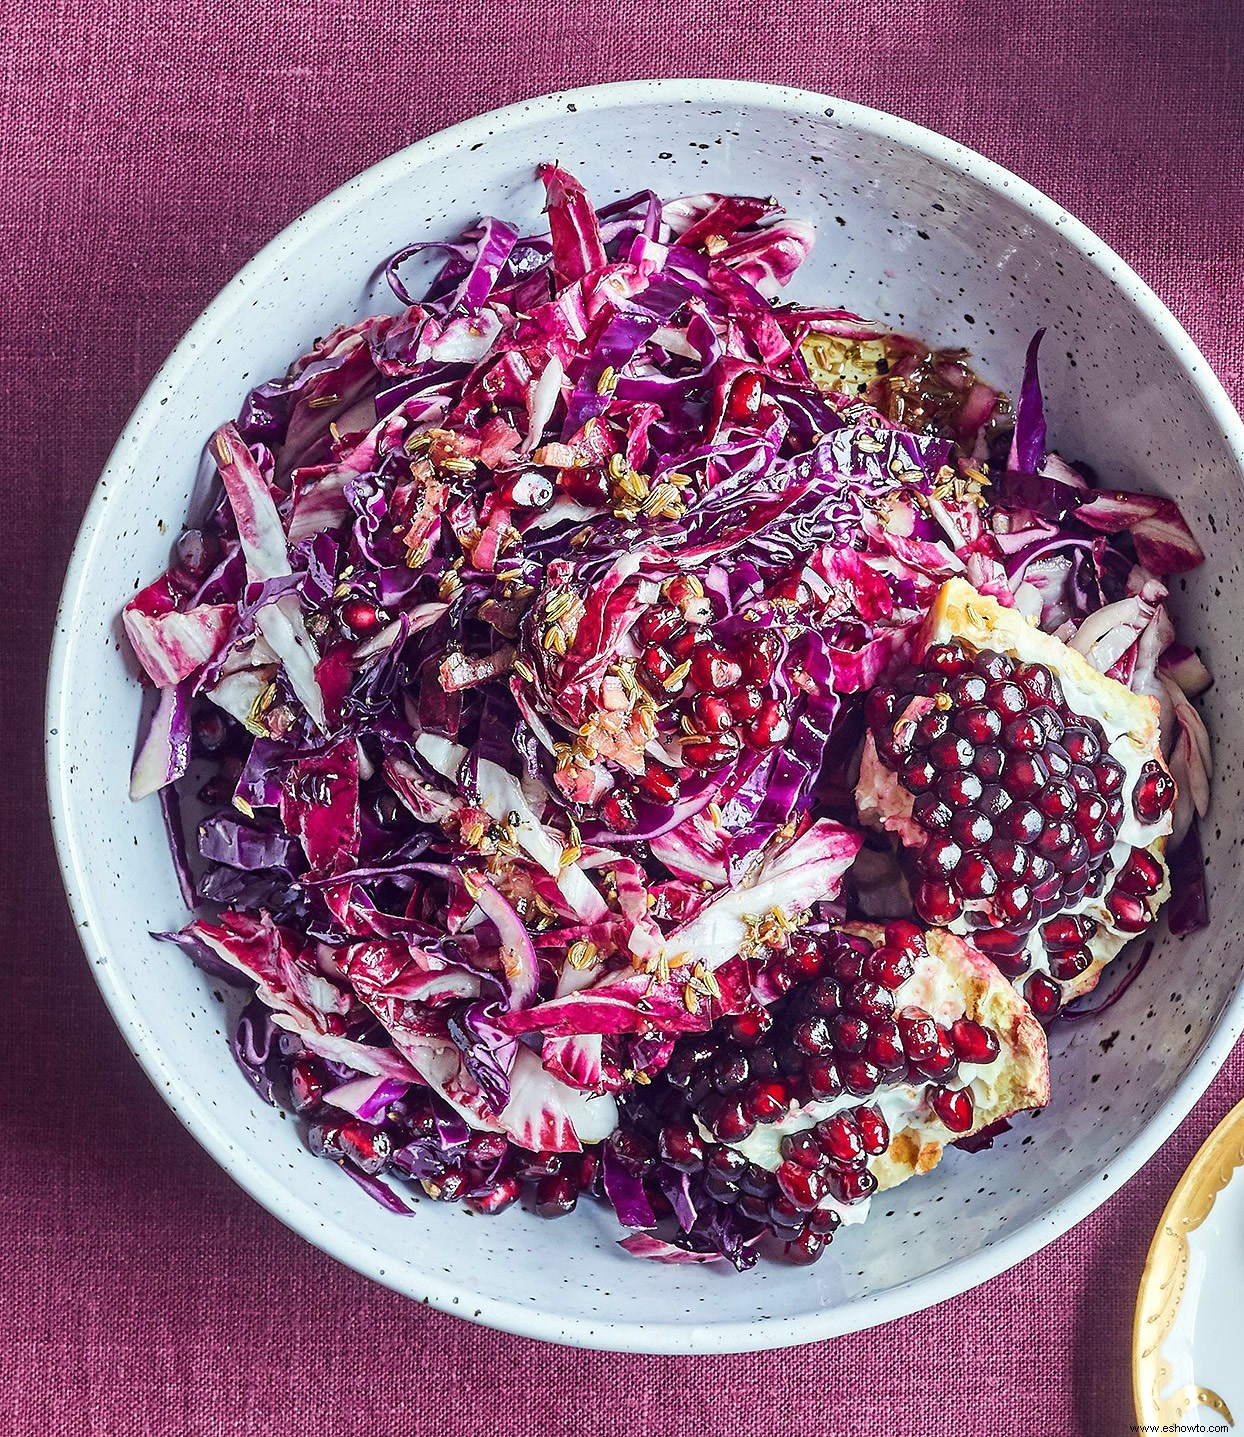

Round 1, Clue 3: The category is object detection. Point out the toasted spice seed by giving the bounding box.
[664,659,691,690]
[544,591,577,623]
[618,468,650,501]
[854,433,883,453]
[307,393,340,410]
[405,540,431,570]
[632,1070,652,1085]
[543,626,568,655]
[964,605,986,627]
[607,453,628,481]
[933,692,953,711]
[232,795,256,819]
[567,940,598,970]
[596,365,618,395]
[441,456,476,475]
[512,658,534,682]
[682,985,700,1014]
[213,434,233,466]
[700,967,722,999]
[560,844,584,869]
[707,802,724,828]
[461,870,484,898]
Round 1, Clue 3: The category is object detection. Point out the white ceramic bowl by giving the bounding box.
[47,78,1244,1352]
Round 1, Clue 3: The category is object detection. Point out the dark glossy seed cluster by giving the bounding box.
[600,581,794,831]
[284,1053,603,1217]
[610,923,1000,1263]
[865,640,1173,1005]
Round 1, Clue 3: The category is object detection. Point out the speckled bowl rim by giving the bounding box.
[46,77,1244,1353]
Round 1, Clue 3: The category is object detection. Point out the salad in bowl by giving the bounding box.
[122,165,1211,1270]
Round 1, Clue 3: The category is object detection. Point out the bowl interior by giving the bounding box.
[48,81,1244,1350]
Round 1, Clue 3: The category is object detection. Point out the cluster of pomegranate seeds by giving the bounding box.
[865,639,1174,1008]
[286,1052,602,1217]
[625,578,793,794]
[608,922,1001,1264]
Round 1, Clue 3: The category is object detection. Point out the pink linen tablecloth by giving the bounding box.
[6,2,1243,1433]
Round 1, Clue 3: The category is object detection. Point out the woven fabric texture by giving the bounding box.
[4,0,1242,1432]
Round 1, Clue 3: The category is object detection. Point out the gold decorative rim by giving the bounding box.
[1134,1097,1244,1428]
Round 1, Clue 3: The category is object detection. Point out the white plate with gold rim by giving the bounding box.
[1135,1098,1244,1431]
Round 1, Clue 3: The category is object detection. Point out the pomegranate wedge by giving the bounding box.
[858,578,1175,1012]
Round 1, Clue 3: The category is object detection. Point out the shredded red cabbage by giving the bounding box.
[124,166,1211,1269]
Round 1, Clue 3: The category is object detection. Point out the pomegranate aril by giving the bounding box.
[1042,913,1094,945]
[840,1057,882,1095]
[709,1097,755,1142]
[1003,715,1045,752]
[669,627,700,660]
[659,1124,704,1170]
[737,1190,771,1223]
[1133,763,1176,823]
[937,771,984,808]
[1036,782,1076,820]
[809,1202,843,1236]
[637,764,681,803]
[856,1106,890,1156]
[915,879,961,925]
[1025,972,1062,1019]
[913,795,954,831]
[1049,945,1092,980]
[950,1018,1000,1063]
[691,692,735,733]
[465,1177,521,1215]
[897,1008,941,1061]
[973,745,1005,779]
[806,1057,842,1100]
[341,598,382,635]
[974,649,1014,681]
[636,605,684,646]
[949,674,988,706]
[916,1042,960,1081]
[994,880,1034,925]
[745,1079,790,1122]
[738,629,782,685]
[1107,889,1151,932]
[865,688,899,730]
[948,809,994,848]
[955,855,999,899]
[728,1008,773,1045]
[726,372,764,421]
[780,1131,824,1168]
[1000,804,1043,845]
[914,709,952,746]
[985,680,1027,718]
[289,1059,325,1113]
[1117,849,1164,896]
[818,1112,866,1164]
[641,645,676,686]
[776,1161,826,1209]
[847,979,895,1020]
[1003,754,1049,798]
[828,1166,877,1203]
[534,1172,579,1218]
[767,1193,805,1234]
[1068,764,1097,797]
[742,699,792,749]
[1095,756,1126,795]
[865,946,916,990]
[690,644,743,692]
[600,791,637,832]
[864,1020,905,1070]
[900,756,938,794]
[830,942,869,981]
[1062,725,1101,763]
[829,1014,869,1054]
[929,735,976,771]
[807,978,843,1015]
[926,641,971,675]
[728,685,765,720]
[682,731,741,770]
[338,1121,393,1175]
[1035,819,1075,858]
[929,1085,975,1133]
[792,1017,833,1055]
[785,1229,828,1264]
[710,1047,750,1091]
[991,842,1030,880]
[954,705,1002,743]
